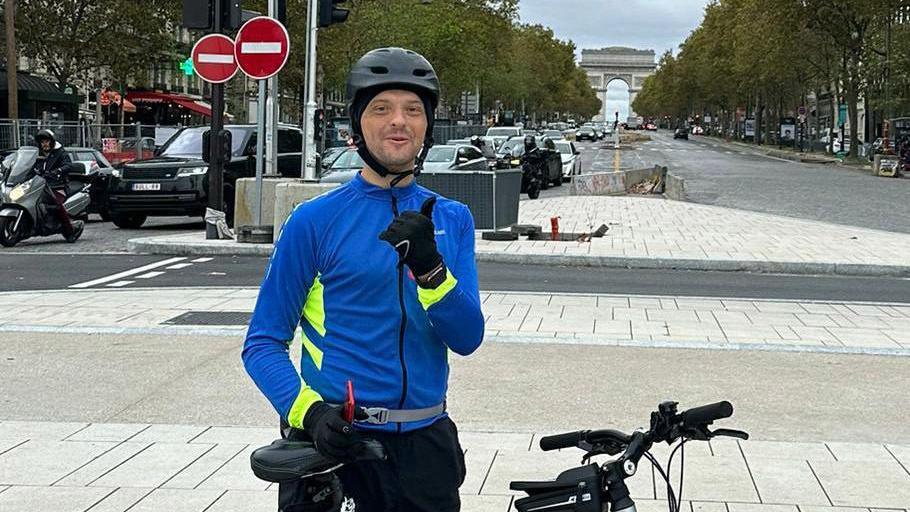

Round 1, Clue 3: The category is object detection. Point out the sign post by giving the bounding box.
[235,16,290,226]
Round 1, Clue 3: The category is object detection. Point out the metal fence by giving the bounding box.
[0,119,186,166]
[417,169,521,230]
[324,124,487,148]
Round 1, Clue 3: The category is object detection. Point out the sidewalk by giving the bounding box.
[703,136,874,170]
[128,196,910,277]
[1,419,908,511]
[2,287,908,356]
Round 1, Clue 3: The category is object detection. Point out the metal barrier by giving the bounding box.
[417,169,521,230]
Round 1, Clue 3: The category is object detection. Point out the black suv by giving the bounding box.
[106,124,302,228]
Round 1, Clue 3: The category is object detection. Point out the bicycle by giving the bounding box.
[249,400,747,512]
[510,400,749,512]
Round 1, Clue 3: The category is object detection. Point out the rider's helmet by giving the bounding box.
[523,134,537,151]
[34,129,58,152]
[346,47,440,178]
[470,135,483,148]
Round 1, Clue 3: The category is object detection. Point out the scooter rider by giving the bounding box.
[522,134,546,176]
[34,129,83,241]
[243,47,485,511]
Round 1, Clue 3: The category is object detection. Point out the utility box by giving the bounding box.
[874,154,900,177]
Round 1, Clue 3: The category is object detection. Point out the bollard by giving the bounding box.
[550,216,560,241]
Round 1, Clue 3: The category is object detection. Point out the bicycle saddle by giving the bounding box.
[250,438,386,483]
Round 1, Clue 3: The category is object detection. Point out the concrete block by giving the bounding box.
[231,177,287,229]
[273,182,340,241]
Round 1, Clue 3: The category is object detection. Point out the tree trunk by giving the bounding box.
[846,78,858,159]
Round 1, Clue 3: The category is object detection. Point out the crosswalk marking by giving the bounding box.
[70,257,186,289]
[136,271,166,279]
[106,281,134,288]
[191,258,213,263]
[167,263,195,270]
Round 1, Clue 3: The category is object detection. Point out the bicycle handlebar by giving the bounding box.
[678,400,732,428]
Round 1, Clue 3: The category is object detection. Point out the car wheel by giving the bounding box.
[540,176,549,190]
[111,213,147,229]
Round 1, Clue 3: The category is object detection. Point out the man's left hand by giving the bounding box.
[379,196,444,280]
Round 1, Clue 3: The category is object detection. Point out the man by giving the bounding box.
[243,47,485,512]
[34,129,83,242]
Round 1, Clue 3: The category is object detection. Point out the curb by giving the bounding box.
[128,235,910,278]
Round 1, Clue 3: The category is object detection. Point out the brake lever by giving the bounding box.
[711,428,749,440]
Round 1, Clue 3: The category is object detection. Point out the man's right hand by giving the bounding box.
[302,401,361,461]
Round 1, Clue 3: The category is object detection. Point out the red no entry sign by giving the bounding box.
[192,34,238,84]
[235,16,290,80]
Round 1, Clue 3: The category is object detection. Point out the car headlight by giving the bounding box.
[10,181,32,201]
[177,166,208,177]
[111,168,122,178]
[510,159,520,166]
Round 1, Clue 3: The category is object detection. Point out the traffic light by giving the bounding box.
[313,109,325,142]
[202,129,233,164]
[318,0,349,28]
[183,0,213,29]
[181,0,242,31]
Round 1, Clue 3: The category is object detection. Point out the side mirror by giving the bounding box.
[457,157,469,164]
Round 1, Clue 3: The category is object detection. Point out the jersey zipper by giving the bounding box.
[391,195,408,434]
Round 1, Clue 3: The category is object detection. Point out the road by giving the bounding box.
[577,131,910,233]
[3,253,909,303]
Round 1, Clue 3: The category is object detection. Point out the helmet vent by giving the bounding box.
[370,66,389,74]
[413,69,429,77]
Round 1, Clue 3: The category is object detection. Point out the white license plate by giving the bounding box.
[132,183,161,191]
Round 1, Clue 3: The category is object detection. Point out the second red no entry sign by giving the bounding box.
[235,16,291,80]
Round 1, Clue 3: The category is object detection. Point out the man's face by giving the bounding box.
[39,139,51,153]
[360,89,427,172]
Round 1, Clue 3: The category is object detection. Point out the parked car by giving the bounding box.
[674,127,689,140]
[645,123,657,131]
[320,146,348,172]
[421,144,489,172]
[690,125,704,135]
[485,126,522,139]
[555,140,581,180]
[65,147,116,221]
[542,130,565,140]
[319,148,364,184]
[576,126,597,142]
[106,124,303,228]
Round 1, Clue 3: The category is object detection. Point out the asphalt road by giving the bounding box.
[3,331,907,443]
[3,253,909,303]
[624,131,910,233]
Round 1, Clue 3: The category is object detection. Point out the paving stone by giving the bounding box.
[460,432,533,452]
[748,457,830,505]
[500,294,552,305]
[66,423,150,443]
[462,449,497,495]
[206,489,277,511]
[656,455,759,502]
[740,440,835,461]
[125,488,223,512]
[826,442,894,462]
[127,424,209,444]
[0,485,115,512]
[811,459,910,507]
[162,443,248,489]
[190,426,276,446]
[727,505,799,512]
[0,421,88,441]
[84,487,154,512]
[55,442,151,486]
[197,445,269,491]
[0,440,115,485]
[90,442,214,488]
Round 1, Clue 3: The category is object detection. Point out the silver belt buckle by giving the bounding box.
[363,407,390,425]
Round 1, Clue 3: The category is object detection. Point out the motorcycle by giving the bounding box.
[518,147,543,200]
[0,147,91,247]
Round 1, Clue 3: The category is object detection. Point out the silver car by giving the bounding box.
[421,145,488,172]
[555,141,582,180]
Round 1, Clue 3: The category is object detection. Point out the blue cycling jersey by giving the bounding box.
[242,172,485,433]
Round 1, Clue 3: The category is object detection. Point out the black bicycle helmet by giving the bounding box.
[346,47,440,181]
[523,134,537,150]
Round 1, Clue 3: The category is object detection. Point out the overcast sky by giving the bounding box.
[518,0,711,119]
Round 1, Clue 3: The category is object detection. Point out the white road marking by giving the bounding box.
[136,271,166,279]
[105,281,134,288]
[191,258,213,263]
[167,263,195,270]
[69,257,186,289]
[241,42,281,54]
[198,54,234,64]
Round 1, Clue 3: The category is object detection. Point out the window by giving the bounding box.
[278,129,302,154]
[462,147,483,160]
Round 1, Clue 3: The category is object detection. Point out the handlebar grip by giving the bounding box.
[539,431,586,451]
[679,401,733,428]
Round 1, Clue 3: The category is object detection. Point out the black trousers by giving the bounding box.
[279,417,466,512]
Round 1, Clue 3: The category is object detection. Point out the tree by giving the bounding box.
[15,0,180,92]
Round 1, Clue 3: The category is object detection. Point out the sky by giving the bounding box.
[518,0,711,119]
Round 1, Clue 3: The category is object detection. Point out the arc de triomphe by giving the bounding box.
[580,47,657,122]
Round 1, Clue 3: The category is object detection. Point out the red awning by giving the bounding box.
[127,91,212,118]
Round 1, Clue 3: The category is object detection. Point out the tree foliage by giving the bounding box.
[632,0,910,157]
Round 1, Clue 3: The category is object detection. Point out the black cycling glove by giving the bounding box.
[379,197,445,283]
